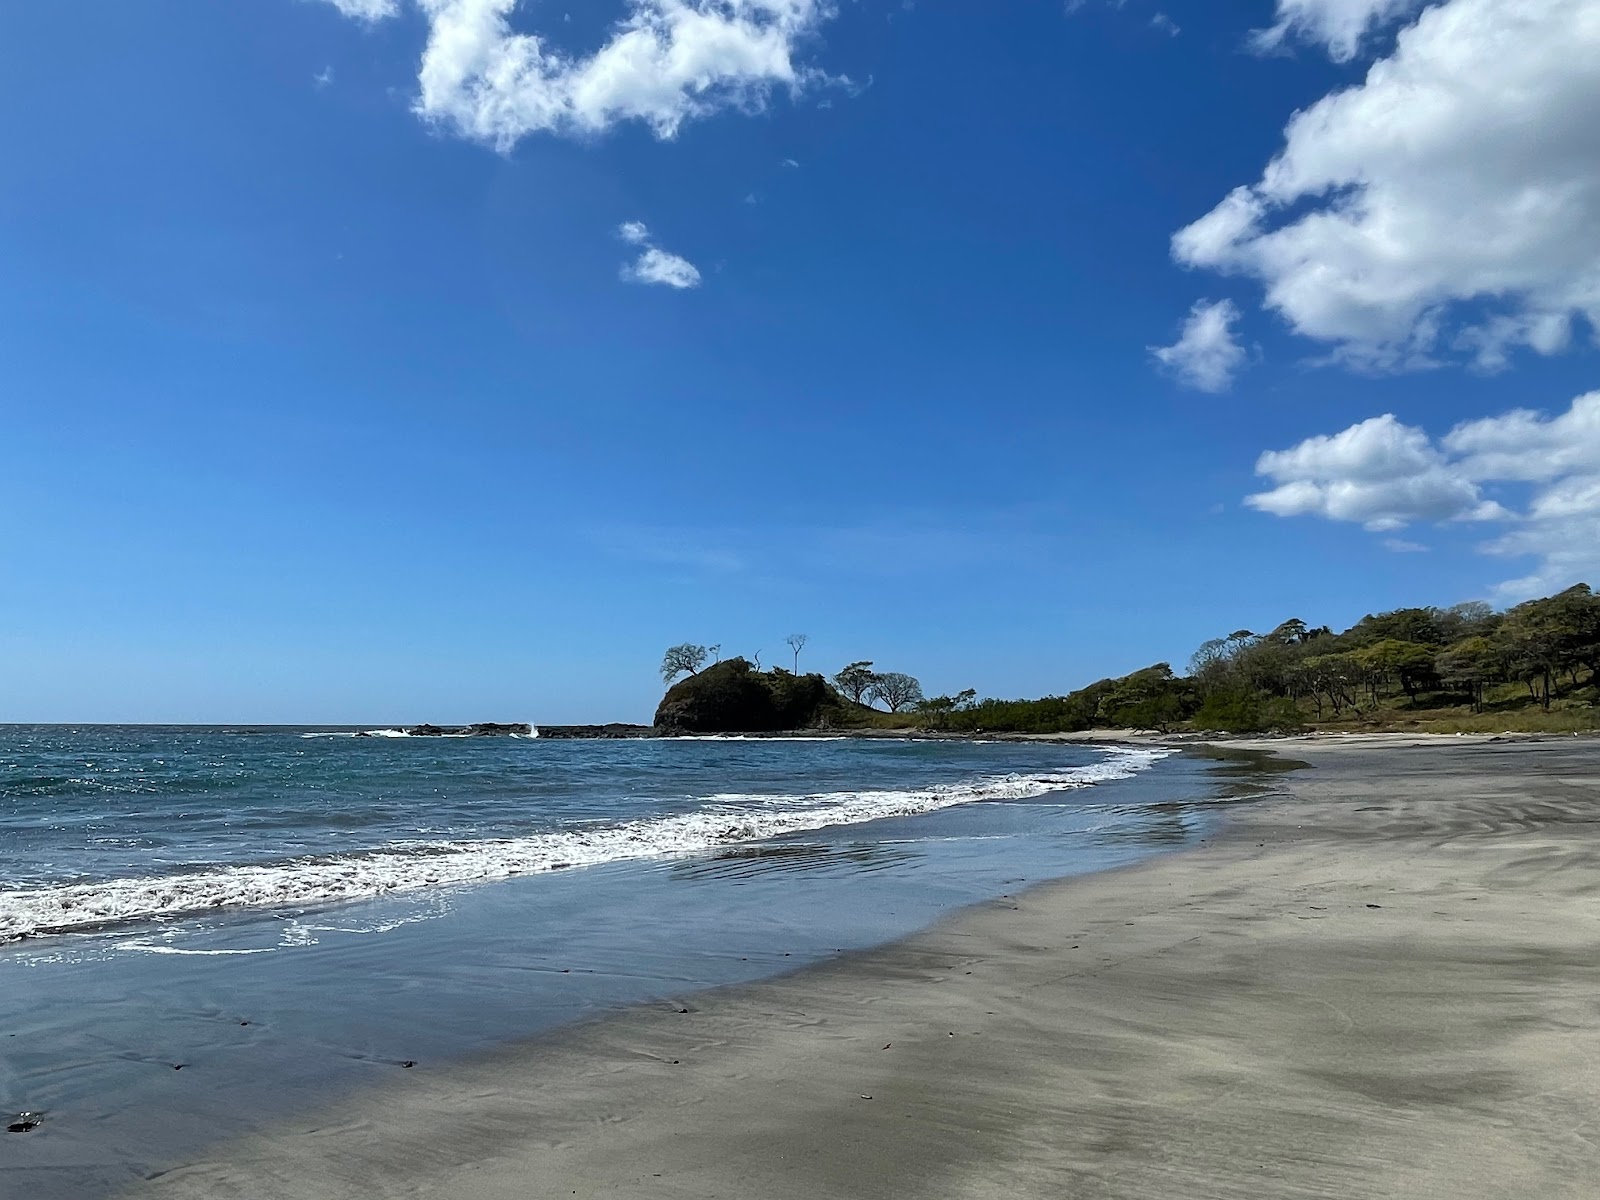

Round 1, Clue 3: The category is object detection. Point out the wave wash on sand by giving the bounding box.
[0,747,1169,942]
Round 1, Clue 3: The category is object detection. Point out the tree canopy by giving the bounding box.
[655,585,1599,734]
[660,643,709,683]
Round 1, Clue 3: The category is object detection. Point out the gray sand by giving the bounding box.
[131,737,1600,1199]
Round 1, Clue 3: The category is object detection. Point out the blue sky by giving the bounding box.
[3,0,1597,723]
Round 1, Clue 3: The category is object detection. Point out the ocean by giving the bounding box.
[1,725,1230,1196]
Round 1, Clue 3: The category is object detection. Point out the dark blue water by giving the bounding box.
[0,726,1223,1197]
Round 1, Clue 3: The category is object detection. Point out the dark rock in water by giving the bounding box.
[403,723,534,737]
[654,658,849,735]
[7,1113,41,1133]
[536,724,656,739]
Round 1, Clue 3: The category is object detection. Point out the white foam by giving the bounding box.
[119,943,277,956]
[0,748,1169,943]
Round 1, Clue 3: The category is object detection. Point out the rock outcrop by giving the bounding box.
[653,658,847,735]
[535,724,656,739]
[402,723,533,737]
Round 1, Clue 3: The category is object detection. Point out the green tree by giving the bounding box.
[915,689,976,730]
[1354,640,1438,705]
[1496,591,1591,708]
[832,661,877,704]
[1435,636,1502,711]
[867,672,923,713]
[1300,653,1360,717]
[1348,608,1448,648]
[660,643,709,684]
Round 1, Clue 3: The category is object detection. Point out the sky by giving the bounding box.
[2,0,1598,724]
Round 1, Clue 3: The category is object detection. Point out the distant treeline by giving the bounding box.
[659,585,1600,735]
[907,584,1600,735]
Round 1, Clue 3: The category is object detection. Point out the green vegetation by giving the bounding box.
[914,585,1600,736]
[657,586,1600,735]
[654,658,857,734]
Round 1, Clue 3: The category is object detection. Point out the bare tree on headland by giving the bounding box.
[709,644,722,664]
[660,644,709,684]
[785,633,809,674]
[868,672,924,713]
[833,661,876,704]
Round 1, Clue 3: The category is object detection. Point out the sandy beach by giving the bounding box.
[129,736,1600,1199]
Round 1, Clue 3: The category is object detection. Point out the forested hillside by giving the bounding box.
[913,584,1600,736]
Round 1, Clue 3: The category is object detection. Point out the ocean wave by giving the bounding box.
[0,748,1168,943]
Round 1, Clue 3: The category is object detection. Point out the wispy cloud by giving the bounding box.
[616,221,701,289]
[1150,299,1247,392]
[1249,0,1422,62]
[315,0,400,21]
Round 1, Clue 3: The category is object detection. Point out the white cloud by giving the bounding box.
[409,0,838,150]
[1383,538,1429,553]
[1175,0,1600,371]
[1150,12,1180,37]
[1442,391,1600,483]
[1248,414,1502,531]
[1150,299,1247,392]
[1248,392,1600,597]
[616,220,701,287]
[1250,0,1422,61]
[623,247,702,288]
[317,0,400,20]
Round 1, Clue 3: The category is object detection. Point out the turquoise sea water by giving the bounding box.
[1,726,1223,1196]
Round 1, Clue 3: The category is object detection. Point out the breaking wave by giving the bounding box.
[0,748,1168,943]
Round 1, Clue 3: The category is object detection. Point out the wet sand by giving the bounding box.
[130,737,1600,1199]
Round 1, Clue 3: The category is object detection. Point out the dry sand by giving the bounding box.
[130,737,1600,1199]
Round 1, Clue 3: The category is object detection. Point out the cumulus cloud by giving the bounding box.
[408,0,838,150]
[1248,414,1503,531]
[1175,0,1600,371]
[1248,392,1600,597]
[317,0,400,19]
[623,246,702,288]
[1442,392,1600,483]
[617,221,701,288]
[1250,0,1422,61]
[1150,299,1247,392]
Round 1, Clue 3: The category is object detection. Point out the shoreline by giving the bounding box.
[4,737,1205,1198]
[127,735,1600,1198]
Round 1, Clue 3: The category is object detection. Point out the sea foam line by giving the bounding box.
[0,748,1168,943]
